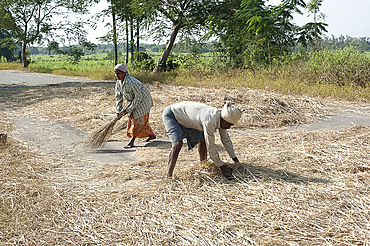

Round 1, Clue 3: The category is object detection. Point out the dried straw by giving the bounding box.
[2,83,369,245]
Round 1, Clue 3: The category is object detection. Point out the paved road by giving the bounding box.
[0,70,100,87]
[295,108,370,131]
[11,117,141,163]
[1,70,145,164]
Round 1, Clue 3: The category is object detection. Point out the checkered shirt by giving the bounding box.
[115,75,153,119]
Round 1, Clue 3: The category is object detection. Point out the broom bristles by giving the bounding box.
[85,117,120,148]
[85,105,129,148]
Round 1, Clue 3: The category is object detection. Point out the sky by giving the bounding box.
[86,0,370,44]
[280,0,370,38]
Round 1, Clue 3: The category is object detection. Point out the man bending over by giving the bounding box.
[162,101,242,180]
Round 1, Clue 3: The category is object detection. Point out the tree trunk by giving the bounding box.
[267,41,271,69]
[22,41,28,68]
[112,7,118,66]
[136,19,139,52]
[153,22,181,73]
[126,19,129,65]
[130,17,134,63]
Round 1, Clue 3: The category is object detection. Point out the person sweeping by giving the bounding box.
[162,101,242,180]
[114,64,156,148]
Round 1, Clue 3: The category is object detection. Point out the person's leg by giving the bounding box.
[162,106,185,178]
[125,114,147,148]
[125,115,135,148]
[144,135,156,142]
[142,114,156,142]
[167,140,183,178]
[198,139,207,162]
[125,137,136,148]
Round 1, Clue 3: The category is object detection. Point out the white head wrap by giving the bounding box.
[114,64,129,74]
[221,102,242,124]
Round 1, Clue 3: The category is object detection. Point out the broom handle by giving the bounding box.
[113,103,131,122]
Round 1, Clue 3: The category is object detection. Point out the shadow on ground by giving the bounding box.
[232,162,331,184]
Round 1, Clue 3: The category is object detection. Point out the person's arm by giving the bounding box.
[204,124,224,167]
[115,81,123,114]
[124,78,143,115]
[219,128,239,164]
[219,128,236,158]
[232,157,240,164]
[206,125,236,179]
[116,103,131,119]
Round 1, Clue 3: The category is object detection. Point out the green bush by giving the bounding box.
[307,47,370,88]
[131,51,155,71]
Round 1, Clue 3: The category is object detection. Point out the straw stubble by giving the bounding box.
[2,83,369,245]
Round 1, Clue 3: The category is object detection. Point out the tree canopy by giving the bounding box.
[0,0,339,70]
[131,0,220,72]
[0,0,96,67]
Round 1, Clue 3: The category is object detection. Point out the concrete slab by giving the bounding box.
[11,117,139,163]
[0,70,100,87]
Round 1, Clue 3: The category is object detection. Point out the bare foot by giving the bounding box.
[125,137,136,148]
[124,144,135,149]
[143,135,156,142]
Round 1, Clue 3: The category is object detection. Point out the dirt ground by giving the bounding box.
[0,76,369,245]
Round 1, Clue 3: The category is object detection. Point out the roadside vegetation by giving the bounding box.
[1,47,369,101]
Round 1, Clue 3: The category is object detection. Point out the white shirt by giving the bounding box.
[170,101,236,167]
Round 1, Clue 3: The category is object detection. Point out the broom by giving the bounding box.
[85,105,129,148]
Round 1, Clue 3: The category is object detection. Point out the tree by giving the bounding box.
[47,41,59,55]
[206,0,307,68]
[112,0,118,65]
[114,0,148,64]
[98,0,138,65]
[298,0,327,50]
[67,45,84,64]
[205,0,247,67]
[241,0,275,66]
[132,0,218,72]
[0,0,95,67]
[0,28,17,61]
[243,0,304,67]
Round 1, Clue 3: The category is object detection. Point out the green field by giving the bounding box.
[1,48,369,102]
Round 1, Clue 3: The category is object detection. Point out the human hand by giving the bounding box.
[117,109,127,118]
[220,164,234,180]
[232,157,240,165]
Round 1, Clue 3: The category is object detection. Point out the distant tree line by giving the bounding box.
[26,42,219,55]
[321,35,370,52]
[25,36,370,57]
